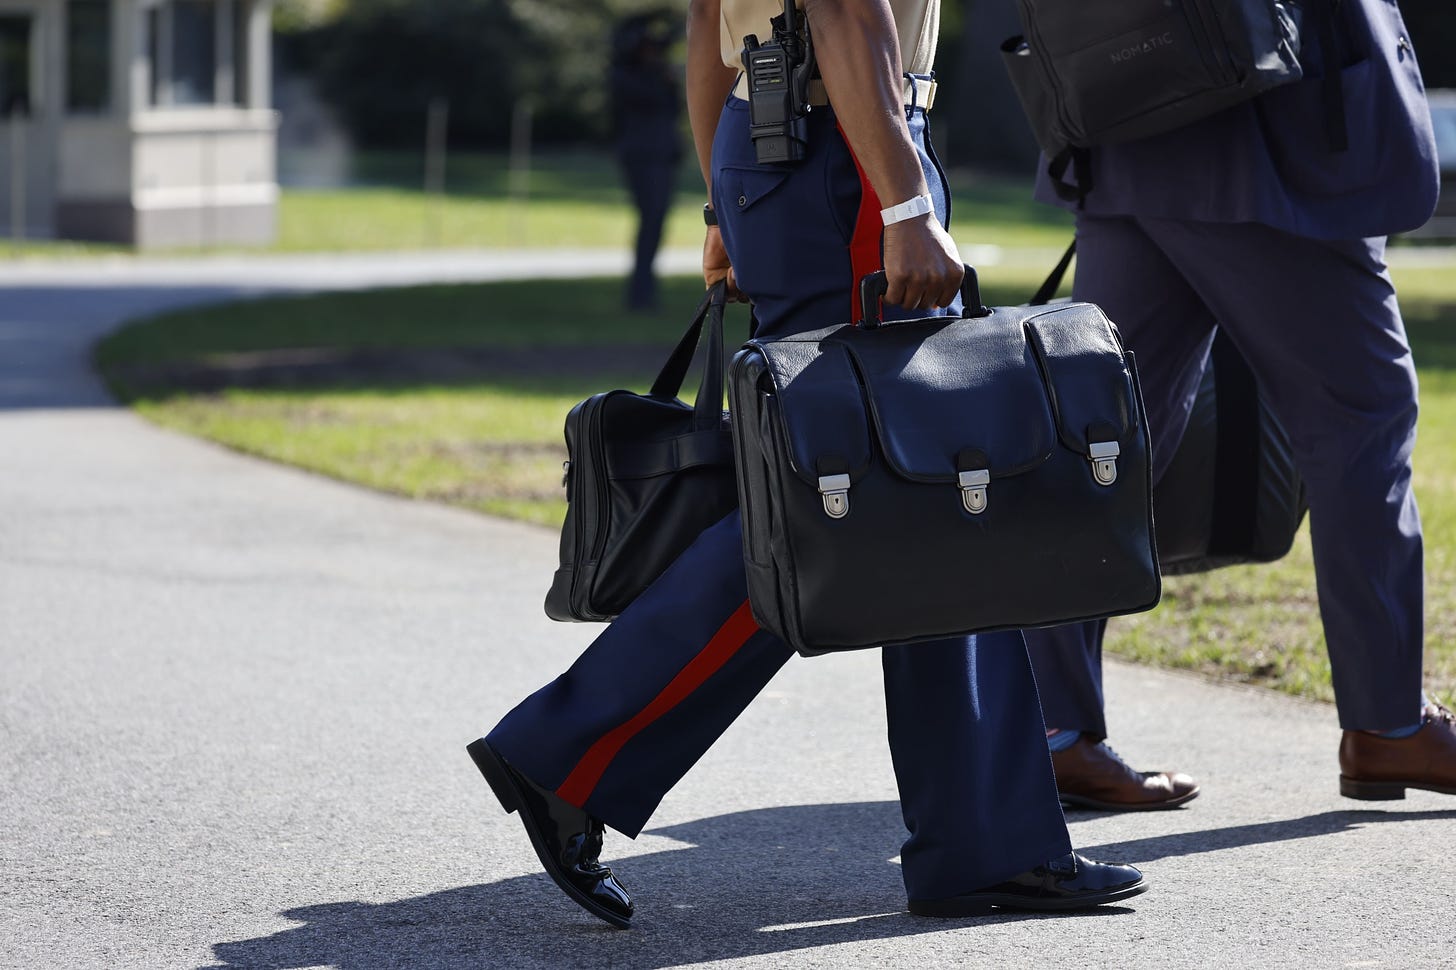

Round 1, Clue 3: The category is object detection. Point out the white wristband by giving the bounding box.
[880,193,933,226]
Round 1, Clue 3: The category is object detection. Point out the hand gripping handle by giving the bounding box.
[857,264,990,330]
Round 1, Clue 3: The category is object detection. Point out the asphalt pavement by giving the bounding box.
[2,250,1454,970]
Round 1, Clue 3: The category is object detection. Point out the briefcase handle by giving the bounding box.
[857,264,991,330]
[650,281,729,431]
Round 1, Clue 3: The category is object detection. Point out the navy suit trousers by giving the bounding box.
[487,94,1073,900]
[1025,215,1425,735]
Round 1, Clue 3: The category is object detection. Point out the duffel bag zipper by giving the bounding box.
[562,397,611,620]
[586,403,611,565]
[576,398,613,619]
[562,405,589,609]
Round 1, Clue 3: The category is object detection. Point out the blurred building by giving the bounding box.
[0,0,276,248]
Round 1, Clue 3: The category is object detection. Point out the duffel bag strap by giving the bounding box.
[1030,239,1077,306]
[650,281,729,430]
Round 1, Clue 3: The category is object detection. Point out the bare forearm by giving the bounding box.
[687,0,739,193]
[804,0,927,208]
[687,0,744,296]
[804,0,957,310]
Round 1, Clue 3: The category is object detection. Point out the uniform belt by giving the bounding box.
[730,75,937,112]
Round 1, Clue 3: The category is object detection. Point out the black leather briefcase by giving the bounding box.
[544,283,738,622]
[727,268,1161,656]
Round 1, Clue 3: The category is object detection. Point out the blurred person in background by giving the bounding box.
[611,11,683,311]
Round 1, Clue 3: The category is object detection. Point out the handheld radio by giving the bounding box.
[741,0,815,164]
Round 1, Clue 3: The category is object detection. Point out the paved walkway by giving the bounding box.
[1,252,1453,969]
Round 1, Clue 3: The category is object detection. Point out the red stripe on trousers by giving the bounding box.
[555,599,760,807]
[838,121,885,322]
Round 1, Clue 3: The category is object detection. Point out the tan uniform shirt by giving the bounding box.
[721,0,940,86]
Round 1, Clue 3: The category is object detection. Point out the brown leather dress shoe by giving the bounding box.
[1339,702,1456,800]
[1051,736,1200,811]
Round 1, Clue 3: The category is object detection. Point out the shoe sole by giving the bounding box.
[466,738,632,930]
[1058,786,1201,812]
[1339,775,1456,800]
[909,876,1149,917]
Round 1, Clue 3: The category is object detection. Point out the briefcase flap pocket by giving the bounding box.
[842,313,1056,483]
[1023,304,1138,454]
[749,333,874,485]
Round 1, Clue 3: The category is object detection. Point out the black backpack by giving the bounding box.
[1002,0,1346,200]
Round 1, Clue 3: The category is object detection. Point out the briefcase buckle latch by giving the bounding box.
[818,474,852,519]
[1088,441,1120,486]
[958,469,990,515]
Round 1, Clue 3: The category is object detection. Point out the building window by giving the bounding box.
[147,0,249,109]
[67,0,112,113]
[170,1,217,105]
[0,14,34,118]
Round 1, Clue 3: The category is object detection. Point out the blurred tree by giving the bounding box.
[276,0,686,149]
[273,0,348,32]
[278,1,1452,154]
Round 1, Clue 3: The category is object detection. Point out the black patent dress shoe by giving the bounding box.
[908,852,1147,917]
[467,738,633,929]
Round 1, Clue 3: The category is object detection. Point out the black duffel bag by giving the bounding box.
[1153,330,1309,574]
[544,283,739,622]
[1030,244,1309,575]
[727,268,1161,656]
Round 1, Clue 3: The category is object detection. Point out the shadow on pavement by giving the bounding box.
[1077,807,1456,863]
[203,802,1128,970]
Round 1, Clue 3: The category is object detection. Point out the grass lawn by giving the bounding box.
[2,150,1075,258]
[4,150,1075,258]
[4,238,129,259]
[272,178,1077,254]
[274,152,1075,252]
[97,265,1456,705]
